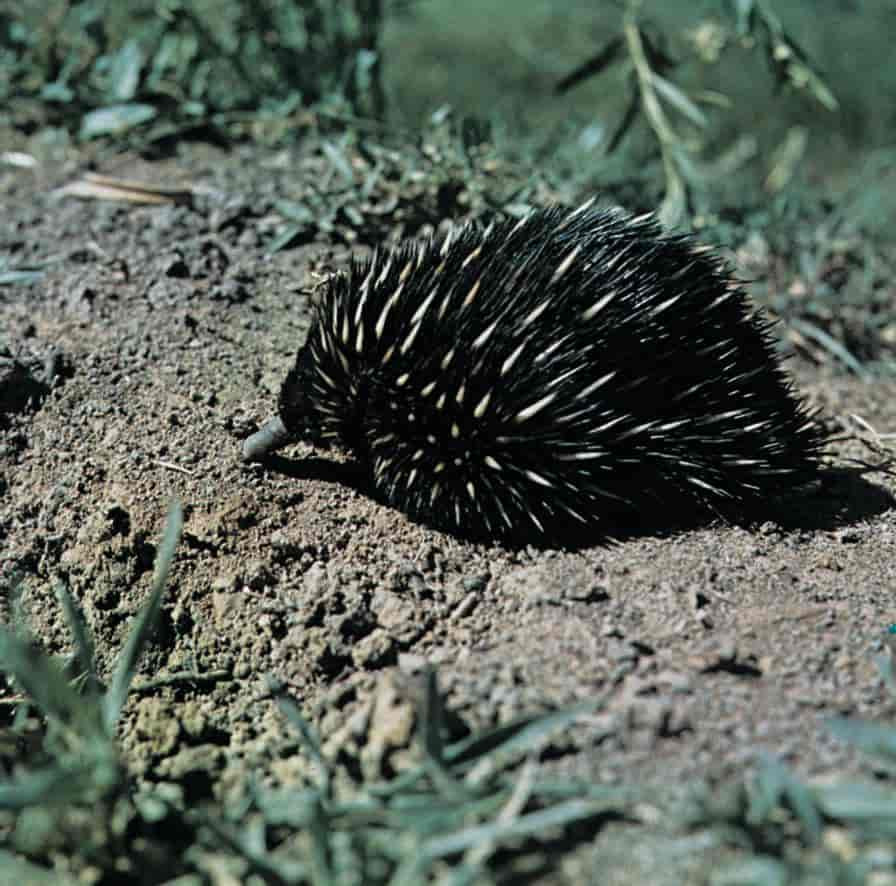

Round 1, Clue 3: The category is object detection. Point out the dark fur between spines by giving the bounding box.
[272,203,824,543]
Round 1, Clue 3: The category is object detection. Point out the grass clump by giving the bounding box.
[195,672,628,884]
[0,501,187,880]
[687,649,896,884]
[0,500,629,883]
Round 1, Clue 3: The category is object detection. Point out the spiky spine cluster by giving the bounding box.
[275,203,823,542]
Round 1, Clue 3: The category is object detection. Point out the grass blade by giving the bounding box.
[53,579,98,695]
[421,797,605,860]
[268,676,332,793]
[827,716,896,775]
[446,699,602,770]
[789,317,869,378]
[0,849,78,884]
[418,667,470,802]
[102,500,182,734]
[0,627,92,733]
[0,765,82,810]
[652,72,708,128]
[815,782,896,834]
[751,755,822,845]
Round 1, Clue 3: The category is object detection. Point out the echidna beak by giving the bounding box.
[242,415,292,462]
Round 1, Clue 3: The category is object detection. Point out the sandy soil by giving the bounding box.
[2,139,895,882]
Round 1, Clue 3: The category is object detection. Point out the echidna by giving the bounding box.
[243,202,824,543]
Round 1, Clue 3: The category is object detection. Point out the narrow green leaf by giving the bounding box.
[712,856,789,886]
[435,862,483,886]
[875,652,896,694]
[53,579,98,695]
[0,628,93,733]
[274,200,316,224]
[420,668,473,803]
[421,798,602,860]
[109,39,143,102]
[421,667,445,765]
[780,774,823,845]
[266,223,306,255]
[145,33,180,91]
[461,757,536,871]
[307,793,334,886]
[828,716,896,772]
[751,756,822,844]
[252,787,330,829]
[196,811,308,883]
[446,699,601,769]
[102,500,182,734]
[606,86,640,155]
[815,781,896,824]
[40,82,74,104]
[0,849,78,884]
[555,36,624,94]
[0,765,75,811]
[0,270,45,285]
[733,0,757,36]
[651,73,707,128]
[321,140,354,181]
[269,677,332,792]
[789,317,869,378]
[80,103,157,140]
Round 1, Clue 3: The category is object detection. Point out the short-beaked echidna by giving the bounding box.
[243,202,824,542]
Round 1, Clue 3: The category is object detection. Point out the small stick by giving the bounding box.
[154,460,194,476]
[242,415,291,462]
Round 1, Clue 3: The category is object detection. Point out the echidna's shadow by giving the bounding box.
[252,456,894,550]
[603,467,894,549]
[747,467,895,533]
[254,453,368,486]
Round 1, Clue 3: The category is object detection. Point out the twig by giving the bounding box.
[154,460,195,476]
[131,668,232,693]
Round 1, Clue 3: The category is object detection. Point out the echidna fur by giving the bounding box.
[250,202,824,543]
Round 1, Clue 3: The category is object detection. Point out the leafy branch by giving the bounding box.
[556,0,839,227]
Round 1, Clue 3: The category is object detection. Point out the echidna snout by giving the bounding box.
[245,203,824,542]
